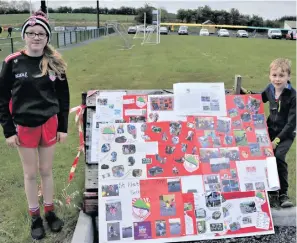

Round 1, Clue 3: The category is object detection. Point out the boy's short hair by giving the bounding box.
[269,58,291,75]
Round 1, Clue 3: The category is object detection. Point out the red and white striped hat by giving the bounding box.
[21,11,51,43]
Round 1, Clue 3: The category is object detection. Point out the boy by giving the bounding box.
[241,58,296,208]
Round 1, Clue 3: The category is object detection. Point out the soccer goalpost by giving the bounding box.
[142,9,161,45]
[105,20,135,50]
[133,24,145,40]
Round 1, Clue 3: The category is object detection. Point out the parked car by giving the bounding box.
[286,29,296,40]
[136,25,145,33]
[236,30,249,38]
[160,26,169,35]
[217,29,230,37]
[127,26,137,34]
[199,28,210,36]
[146,25,155,33]
[178,26,188,35]
[268,29,282,39]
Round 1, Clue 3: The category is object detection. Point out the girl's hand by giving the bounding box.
[6,134,20,147]
[57,132,67,143]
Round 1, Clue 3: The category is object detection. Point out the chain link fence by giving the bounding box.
[0,27,115,61]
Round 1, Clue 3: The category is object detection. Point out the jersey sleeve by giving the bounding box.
[0,60,16,138]
[55,73,70,133]
[276,95,296,141]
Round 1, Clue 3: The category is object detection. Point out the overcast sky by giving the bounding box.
[30,1,296,20]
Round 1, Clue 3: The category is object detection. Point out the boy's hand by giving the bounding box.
[272,137,280,149]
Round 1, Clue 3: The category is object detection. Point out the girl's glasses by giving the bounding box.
[25,32,47,39]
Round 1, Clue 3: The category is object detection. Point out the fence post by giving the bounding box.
[10,38,14,53]
[56,33,59,48]
[64,32,66,46]
[81,92,87,161]
[70,31,72,44]
[233,75,242,95]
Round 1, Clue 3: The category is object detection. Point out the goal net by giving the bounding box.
[105,21,135,50]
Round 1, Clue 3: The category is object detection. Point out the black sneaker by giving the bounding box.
[279,194,294,208]
[31,215,46,240]
[268,192,279,208]
[45,211,64,232]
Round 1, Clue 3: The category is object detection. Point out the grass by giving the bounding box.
[0,13,136,27]
[0,34,296,242]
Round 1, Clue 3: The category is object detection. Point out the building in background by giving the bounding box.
[284,21,296,30]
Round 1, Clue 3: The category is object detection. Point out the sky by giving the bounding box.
[29,0,297,20]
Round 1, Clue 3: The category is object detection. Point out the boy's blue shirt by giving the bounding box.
[267,82,292,99]
[261,81,296,141]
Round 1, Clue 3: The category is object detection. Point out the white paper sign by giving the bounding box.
[96,91,126,122]
[266,157,280,190]
[173,83,227,117]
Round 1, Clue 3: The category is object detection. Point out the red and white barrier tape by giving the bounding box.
[68,104,86,183]
[39,104,86,207]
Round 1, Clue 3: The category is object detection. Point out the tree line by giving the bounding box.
[176,5,296,28]
[0,1,295,28]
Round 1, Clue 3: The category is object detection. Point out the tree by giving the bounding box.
[57,6,72,13]
[185,9,193,23]
[230,8,240,25]
[238,14,250,26]
[278,16,296,21]
[193,7,203,24]
[160,8,169,22]
[135,4,155,24]
[200,5,212,23]
[177,9,187,23]
[249,15,264,27]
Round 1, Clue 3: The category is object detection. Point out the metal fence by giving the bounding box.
[0,27,115,60]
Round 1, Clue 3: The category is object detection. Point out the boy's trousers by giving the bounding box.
[272,137,295,194]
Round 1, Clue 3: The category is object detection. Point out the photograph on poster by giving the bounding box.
[169,218,181,235]
[147,95,187,122]
[160,194,176,216]
[106,201,122,221]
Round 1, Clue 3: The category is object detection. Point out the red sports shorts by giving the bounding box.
[17,115,58,148]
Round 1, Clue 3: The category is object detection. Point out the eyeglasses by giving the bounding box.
[25,32,48,40]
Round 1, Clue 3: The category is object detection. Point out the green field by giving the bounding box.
[0,13,136,27]
[0,35,296,242]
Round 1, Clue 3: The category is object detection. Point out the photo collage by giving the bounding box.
[96,92,277,243]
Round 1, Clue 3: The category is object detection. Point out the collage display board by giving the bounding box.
[92,83,278,243]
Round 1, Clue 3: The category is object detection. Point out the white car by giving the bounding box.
[268,29,282,39]
[178,26,188,35]
[127,26,137,34]
[136,25,145,33]
[217,29,230,37]
[236,30,249,38]
[200,29,209,36]
[146,25,155,33]
[160,26,169,35]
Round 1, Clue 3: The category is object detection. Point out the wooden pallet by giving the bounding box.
[85,164,98,191]
[84,164,98,214]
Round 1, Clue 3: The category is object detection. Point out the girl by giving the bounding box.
[0,11,70,240]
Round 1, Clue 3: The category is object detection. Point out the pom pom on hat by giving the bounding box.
[21,10,51,43]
